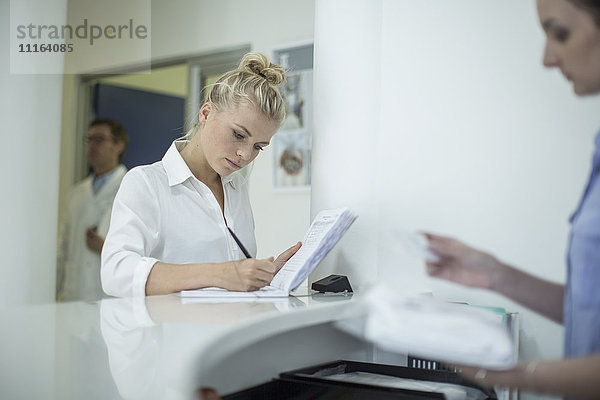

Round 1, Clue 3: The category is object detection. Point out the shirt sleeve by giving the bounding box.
[101,168,161,298]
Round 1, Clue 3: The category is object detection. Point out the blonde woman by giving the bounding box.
[101,53,301,298]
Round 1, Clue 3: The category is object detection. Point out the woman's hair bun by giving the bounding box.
[239,52,286,86]
[204,51,287,123]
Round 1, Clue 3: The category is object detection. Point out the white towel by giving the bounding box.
[340,285,516,369]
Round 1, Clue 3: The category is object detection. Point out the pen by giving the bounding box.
[227,227,252,259]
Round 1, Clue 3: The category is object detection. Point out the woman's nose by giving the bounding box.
[237,146,251,160]
[542,41,559,68]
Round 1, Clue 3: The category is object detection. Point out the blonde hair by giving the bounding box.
[206,52,287,124]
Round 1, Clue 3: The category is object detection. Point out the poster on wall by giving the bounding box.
[273,43,313,189]
[274,70,312,188]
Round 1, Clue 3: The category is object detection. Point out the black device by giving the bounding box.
[311,274,353,293]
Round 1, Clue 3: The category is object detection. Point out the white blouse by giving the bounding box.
[101,140,257,298]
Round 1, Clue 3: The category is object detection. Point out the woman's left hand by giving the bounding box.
[450,362,528,390]
[453,364,495,387]
[274,241,302,270]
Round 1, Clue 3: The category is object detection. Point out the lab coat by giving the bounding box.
[57,165,127,302]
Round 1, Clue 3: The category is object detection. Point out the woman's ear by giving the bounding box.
[198,102,212,124]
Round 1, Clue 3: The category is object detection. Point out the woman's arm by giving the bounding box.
[145,258,276,295]
[458,355,600,399]
[489,262,564,323]
[425,233,564,323]
[101,170,163,297]
[145,241,302,295]
[102,170,303,297]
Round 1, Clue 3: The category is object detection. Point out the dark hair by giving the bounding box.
[89,118,128,162]
[567,0,600,26]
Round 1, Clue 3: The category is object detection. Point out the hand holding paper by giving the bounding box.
[394,230,440,262]
[181,208,357,298]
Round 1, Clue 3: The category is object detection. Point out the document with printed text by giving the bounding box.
[180,207,357,298]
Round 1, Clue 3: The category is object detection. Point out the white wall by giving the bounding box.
[311,0,600,385]
[1,0,65,306]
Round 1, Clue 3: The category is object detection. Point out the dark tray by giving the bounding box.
[223,360,496,400]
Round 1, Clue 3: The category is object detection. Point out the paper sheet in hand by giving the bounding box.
[394,230,440,262]
[180,207,357,298]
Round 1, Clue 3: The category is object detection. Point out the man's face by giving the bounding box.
[86,124,123,174]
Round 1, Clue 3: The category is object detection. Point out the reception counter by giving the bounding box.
[0,292,373,399]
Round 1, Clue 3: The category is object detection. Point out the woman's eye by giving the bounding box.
[233,131,245,140]
[254,144,264,151]
[552,28,569,43]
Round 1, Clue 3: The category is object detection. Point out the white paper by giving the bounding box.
[336,285,516,369]
[394,229,440,262]
[180,207,357,298]
[180,286,288,298]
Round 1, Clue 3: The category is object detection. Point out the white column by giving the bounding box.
[310,0,383,290]
[0,0,64,306]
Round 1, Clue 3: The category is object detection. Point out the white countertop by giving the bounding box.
[0,292,366,399]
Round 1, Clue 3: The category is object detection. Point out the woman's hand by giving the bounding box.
[217,242,302,292]
[424,233,504,290]
[450,363,525,390]
[423,232,565,322]
[146,242,303,295]
[274,241,302,270]
[453,356,600,399]
[223,257,278,291]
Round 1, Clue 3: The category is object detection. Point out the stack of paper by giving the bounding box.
[336,285,516,369]
[180,207,357,298]
[271,207,357,293]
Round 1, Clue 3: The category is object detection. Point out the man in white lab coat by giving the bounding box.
[57,118,128,302]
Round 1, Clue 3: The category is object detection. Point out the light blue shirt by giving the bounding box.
[92,166,120,196]
[564,130,600,359]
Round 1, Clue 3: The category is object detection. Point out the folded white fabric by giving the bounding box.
[351,286,516,369]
